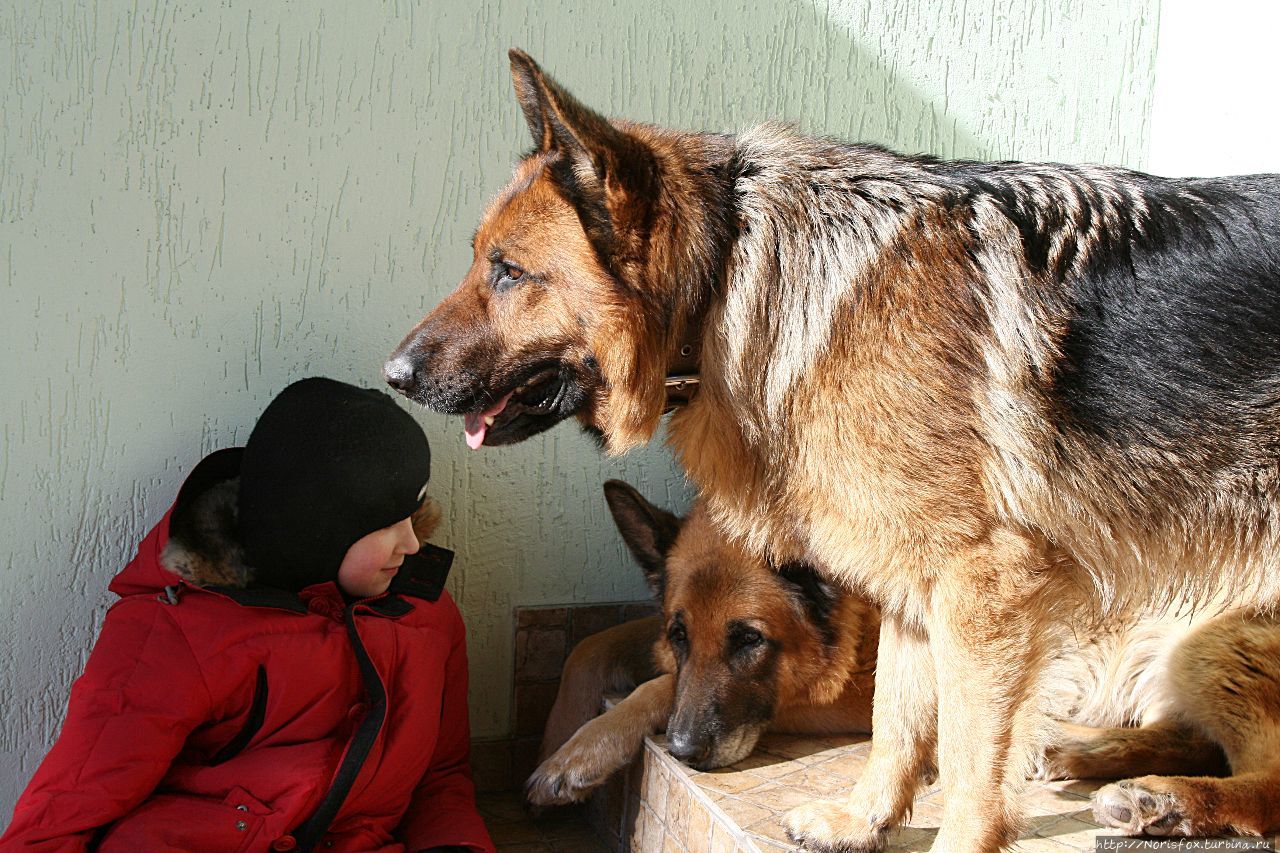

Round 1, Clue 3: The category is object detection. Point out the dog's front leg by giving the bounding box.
[536,616,663,762]
[785,614,937,852]
[929,533,1049,852]
[525,673,674,808]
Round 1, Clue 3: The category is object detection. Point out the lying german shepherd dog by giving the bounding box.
[526,481,878,806]
[528,482,1280,841]
[385,51,1280,850]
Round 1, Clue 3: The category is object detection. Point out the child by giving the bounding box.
[2,378,495,853]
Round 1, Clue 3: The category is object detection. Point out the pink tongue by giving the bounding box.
[463,392,514,450]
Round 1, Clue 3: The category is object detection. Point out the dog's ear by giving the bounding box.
[603,479,681,597]
[775,561,841,648]
[509,48,561,154]
[508,49,657,263]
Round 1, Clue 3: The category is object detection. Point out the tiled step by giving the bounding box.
[590,732,1119,852]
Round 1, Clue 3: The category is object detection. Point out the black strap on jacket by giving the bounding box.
[288,604,389,852]
[209,666,269,765]
[209,544,456,851]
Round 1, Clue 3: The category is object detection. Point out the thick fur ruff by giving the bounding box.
[387,51,1280,851]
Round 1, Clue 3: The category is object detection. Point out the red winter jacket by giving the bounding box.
[1,450,495,853]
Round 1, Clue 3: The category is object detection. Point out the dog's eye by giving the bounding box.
[735,628,764,650]
[667,624,687,646]
[494,262,525,292]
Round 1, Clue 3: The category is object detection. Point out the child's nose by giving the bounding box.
[396,517,421,554]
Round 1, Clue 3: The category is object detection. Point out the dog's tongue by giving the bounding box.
[463,392,514,450]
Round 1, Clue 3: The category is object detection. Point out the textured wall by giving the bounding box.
[0,0,1157,813]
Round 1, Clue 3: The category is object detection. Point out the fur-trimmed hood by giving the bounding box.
[110,448,443,596]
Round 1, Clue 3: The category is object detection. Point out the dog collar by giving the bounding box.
[664,335,702,412]
[663,275,719,411]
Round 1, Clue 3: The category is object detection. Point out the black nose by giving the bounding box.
[665,729,710,766]
[383,356,417,395]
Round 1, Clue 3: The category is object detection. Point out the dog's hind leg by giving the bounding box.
[536,615,662,763]
[1042,721,1228,780]
[525,673,674,807]
[784,614,937,852]
[1092,612,1280,836]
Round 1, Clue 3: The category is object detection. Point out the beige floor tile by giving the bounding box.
[766,763,849,796]
[630,804,658,852]
[739,780,819,812]
[744,811,795,846]
[1022,781,1095,820]
[647,759,672,824]
[1034,814,1109,849]
[708,821,742,853]
[695,767,773,796]
[812,746,871,779]
[684,799,716,853]
[885,826,938,852]
[903,795,945,829]
[715,794,776,829]
[1013,835,1077,851]
[662,826,690,853]
[761,735,850,763]
[734,753,809,780]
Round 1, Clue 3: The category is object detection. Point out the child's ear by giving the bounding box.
[602,479,681,598]
[411,495,443,543]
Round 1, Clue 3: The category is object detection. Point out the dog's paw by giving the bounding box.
[1092,779,1190,836]
[524,740,616,808]
[524,760,593,808]
[784,799,888,852]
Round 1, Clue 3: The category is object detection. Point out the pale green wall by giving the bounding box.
[0,0,1157,811]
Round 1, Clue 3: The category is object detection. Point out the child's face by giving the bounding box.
[336,516,420,598]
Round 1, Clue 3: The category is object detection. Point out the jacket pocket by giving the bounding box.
[96,786,274,853]
[211,665,270,764]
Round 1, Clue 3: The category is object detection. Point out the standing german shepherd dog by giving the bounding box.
[386,51,1280,851]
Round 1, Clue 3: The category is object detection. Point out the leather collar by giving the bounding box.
[663,313,706,412]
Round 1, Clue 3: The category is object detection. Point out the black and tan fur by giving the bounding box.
[386,51,1280,850]
[529,485,1280,842]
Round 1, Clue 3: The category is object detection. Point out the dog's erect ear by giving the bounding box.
[509,48,637,166]
[509,48,560,154]
[508,49,657,263]
[603,479,681,597]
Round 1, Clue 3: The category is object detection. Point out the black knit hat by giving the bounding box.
[238,377,431,592]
